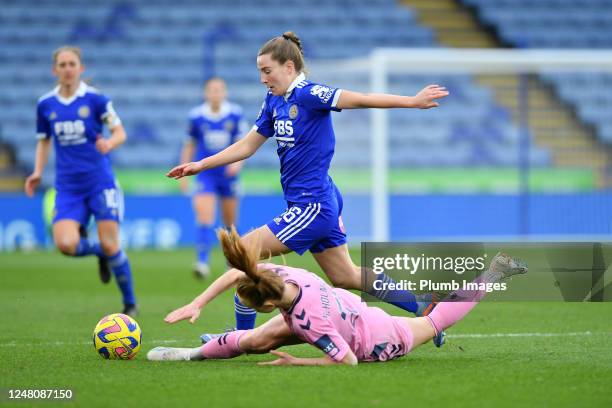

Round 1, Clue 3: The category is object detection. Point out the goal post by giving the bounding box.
[365,48,612,241]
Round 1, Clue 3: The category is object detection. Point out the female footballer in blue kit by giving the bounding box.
[179,78,245,279]
[25,46,137,316]
[166,32,448,342]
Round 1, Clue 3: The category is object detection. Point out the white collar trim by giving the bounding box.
[202,101,231,119]
[54,81,87,105]
[284,72,306,100]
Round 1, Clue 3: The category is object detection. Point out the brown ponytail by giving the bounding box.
[218,226,284,309]
[258,31,306,73]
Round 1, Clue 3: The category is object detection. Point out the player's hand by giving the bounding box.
[258,350,298,366]
[225,162,241,178]
[95,137,113,154]
[164,302,201,324]
[166,161,205,180]
[413,84,449,109]
[24,173,41,197]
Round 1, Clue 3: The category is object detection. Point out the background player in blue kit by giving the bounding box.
[179,78,246,279]
[24,46,137,317]
[166,32,448,342]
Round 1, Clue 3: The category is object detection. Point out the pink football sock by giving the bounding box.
[426,301,479,335]
[426,274,494,334]
[201,330,247,359]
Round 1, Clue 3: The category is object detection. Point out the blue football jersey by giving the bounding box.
[187,101,245,178]
[254,73,342,203]
[36,82,120,193]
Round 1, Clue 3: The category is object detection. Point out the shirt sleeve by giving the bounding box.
[297,83,343,112]
[36,103,51,140]
[97,94,122,129]
[187,117,198,141]
[295,309,351,362]
[252,97,274,138]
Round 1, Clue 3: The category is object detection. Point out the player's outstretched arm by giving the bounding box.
[258,349,358,366]
[166,130,267,180]
[24,138,51,197]
[336,84,449,110]
[164,268,246,324]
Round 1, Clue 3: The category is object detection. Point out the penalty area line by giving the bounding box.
[448,331,597,339]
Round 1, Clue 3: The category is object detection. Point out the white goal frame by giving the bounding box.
[365,48,612,241]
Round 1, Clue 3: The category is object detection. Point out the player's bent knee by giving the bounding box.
[99,238,119,256]
[328,273,360,290]
[57,244,77,256]
[55,237,78,256]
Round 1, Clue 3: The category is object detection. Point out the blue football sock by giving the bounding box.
[234,293,256,330]
[196,224,214,264]
[108,250,137,306]
[368,273,418,313]
[74,238,103,258]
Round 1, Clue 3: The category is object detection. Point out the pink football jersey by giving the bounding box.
[258,263,414,362]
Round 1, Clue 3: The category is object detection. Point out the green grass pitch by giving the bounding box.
[1,249,611,407]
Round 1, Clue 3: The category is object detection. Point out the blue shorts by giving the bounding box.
[194,175,239,198]
[267,186,347,255]
[53,182,124,225]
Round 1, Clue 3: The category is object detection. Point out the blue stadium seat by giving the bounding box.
[1,0,556,171]
[465,0,612,146]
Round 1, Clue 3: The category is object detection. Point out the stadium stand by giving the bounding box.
[458,0,612,185]
[6,0,612,189]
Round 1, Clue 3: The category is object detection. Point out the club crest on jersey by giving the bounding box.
[289,104,298,119]
[310,85,335,104]
[78,105,90,118]
[224,121,234,132]
[49,111,57,120]
[273,108,277,118]
[273,216,282,225]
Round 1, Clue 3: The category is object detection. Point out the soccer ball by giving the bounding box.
[93,313,142,360]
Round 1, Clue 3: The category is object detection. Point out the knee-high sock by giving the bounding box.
[108,250,137,306]
[200,330,247,359]
[426,272,499,334]
[234,293,257,329]
[196,223,214,264]
[367,272,419,313]
[426,301,478,335]
[74,238,103,257]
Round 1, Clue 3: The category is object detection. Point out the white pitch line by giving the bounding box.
[0,332,605,348]
[448,331,595,339]
[0,339,180,348]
